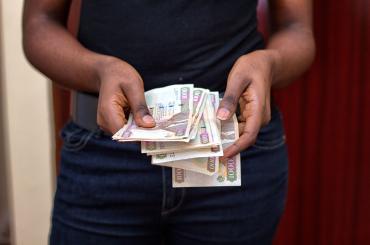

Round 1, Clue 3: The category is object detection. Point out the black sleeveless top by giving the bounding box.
[78,0,264,91]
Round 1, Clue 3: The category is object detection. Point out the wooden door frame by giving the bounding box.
[52,0,81,174]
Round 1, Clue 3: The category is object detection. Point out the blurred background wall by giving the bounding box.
[0,3,10,243]
[0,0,55,244]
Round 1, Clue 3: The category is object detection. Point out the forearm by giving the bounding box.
[23,13,112,92]
[261,0,315,88]
[266,24,315,88]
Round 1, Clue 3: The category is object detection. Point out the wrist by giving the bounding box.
[264,49,282,87]
[93,55,121,91]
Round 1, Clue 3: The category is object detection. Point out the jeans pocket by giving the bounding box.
[61,122,96,152]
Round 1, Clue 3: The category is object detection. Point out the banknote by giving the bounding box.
[113,84,194,142]
[188,88,209,139]
[141,114,217,154]
[155,156,219,176]
[163,113,238,176]
[151,144,223,164]
[220,113,239,143]
[203,92,221,146]
[150,93,223,163]
[191,88,208,120]
[172,114,241,187]
[141,92,220,154]
[112,84,241,188]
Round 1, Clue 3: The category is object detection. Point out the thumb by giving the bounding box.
[97,95,127,135]
[132,103,155,128]
[124,83,155,128]
[217,77,248,121]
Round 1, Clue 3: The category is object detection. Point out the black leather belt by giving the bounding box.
[71,91,100,132]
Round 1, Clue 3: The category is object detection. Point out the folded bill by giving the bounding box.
[142,91,221,153]
[141,89,215,154]
[156,157,219,176]
[113,84,194,142]
[172,115,241,187]
[150,94,223,163]
[141,115,217,154]
[188,88,209,139]
[112,84,241,188]
[151,145,223,164]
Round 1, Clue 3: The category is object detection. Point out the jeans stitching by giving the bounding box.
[63,130,95,152]
[161,188,186,216]
[64,128,84,147]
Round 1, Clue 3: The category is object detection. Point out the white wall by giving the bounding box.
[0,3,10,241]
[1,0,55,244]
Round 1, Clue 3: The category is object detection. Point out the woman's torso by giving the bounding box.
[78,0,264,91]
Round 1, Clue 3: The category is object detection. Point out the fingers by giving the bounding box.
[223,116,261,160]
[97,100,127,135]
[221,102,262,160]
[217,94,239,121]
[217,72,250,121]
[97,86,128,134]
[96,59,155,134]
[97,79,154,135]
[130,98,155,128]
[120,80,155,128]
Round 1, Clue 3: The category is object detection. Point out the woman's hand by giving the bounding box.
[96,57,155,134]
[217,50,279,159]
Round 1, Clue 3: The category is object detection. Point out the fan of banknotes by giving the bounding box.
[113,84,241,187]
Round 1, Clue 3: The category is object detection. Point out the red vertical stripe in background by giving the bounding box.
[273,0,370,244]
[54,0,370,244]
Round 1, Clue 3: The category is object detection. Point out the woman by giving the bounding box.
[23,0,315,244]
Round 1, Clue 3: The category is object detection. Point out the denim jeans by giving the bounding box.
[50,105,288,245]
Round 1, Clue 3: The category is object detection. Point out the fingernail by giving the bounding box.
[217,108,230,120]
[142,115,155,124]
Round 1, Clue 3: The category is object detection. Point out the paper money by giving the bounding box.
[151,92,223,176]
[141,92,221,155]
[141,90,215,154]
[151,145,223,164]
[112,84,241,188]
[204,92,221,146]
[156,157,219,176]
[141,115,217,155]
[150,94,223,163]
[164,112,238,177]
[113,84,194,142]
[172,115,241,187]
[188,89,209,139]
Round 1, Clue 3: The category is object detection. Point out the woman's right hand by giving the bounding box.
[96,57,155,134]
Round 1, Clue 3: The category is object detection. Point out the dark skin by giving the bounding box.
[22,0,315,159]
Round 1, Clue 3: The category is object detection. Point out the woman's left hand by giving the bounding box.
[217,50,278,159]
